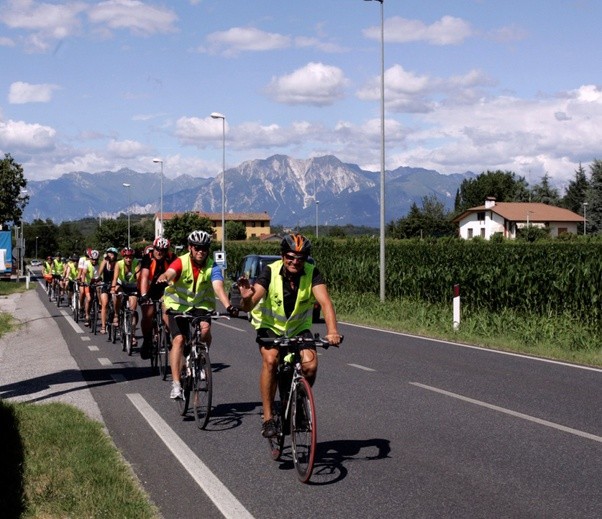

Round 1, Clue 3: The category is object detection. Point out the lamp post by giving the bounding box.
[123,183,131,248]
[365,0,386,302]
[211,112,226,253]
[35,236,38,260]
[153,158,164,237]
[315,200,319,238]
[583,202,588,235]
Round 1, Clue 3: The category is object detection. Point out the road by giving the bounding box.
[36,282,602,518]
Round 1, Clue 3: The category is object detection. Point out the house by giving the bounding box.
[155,211,271,241]
[453,198,585,240]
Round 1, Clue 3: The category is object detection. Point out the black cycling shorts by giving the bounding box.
[166,308,212,341]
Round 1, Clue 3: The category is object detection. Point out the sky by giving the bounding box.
[1,0,601,193]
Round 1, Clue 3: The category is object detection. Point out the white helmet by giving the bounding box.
[187,230,211,247]
[90,250,100,260]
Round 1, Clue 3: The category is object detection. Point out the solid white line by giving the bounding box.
[340,321,602,373]
[410,382,602,444]
[98,357,112,366]
[348,363,376,372]
[60,309,84,334]
[127,393,254,519]
[214,320,247,333]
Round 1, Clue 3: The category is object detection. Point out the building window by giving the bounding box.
[480,228,486,238]
[477,211,485,222]
[558,227,568,235]
[468,228,473,239]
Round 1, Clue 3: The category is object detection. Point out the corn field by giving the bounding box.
[224,238,602,325]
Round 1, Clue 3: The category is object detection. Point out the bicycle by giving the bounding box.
[119,289,138,356]
[71,281,80,323]
[147,299,170,378]
[258,334,342,483]
[171,312,228,429]
[107,295,119,344]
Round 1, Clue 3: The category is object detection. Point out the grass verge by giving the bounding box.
[332,290,602,367]
[0,281,28,337]
[0,400,159,518]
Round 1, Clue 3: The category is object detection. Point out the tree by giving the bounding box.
[530,173,560,205]
[0,153,28,227]
[454,170,529,213]
[586,159,602,234]
[57,221,86,258]
[562,163,590,213]
[95,219,129,251]
[226,221,247,241]
[388,195,456,239]
[164,212,214,248]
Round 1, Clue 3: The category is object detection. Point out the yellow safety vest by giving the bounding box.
[251,260,315,337]
[163,253,215,312]
[66,261,78,281]
[51,259,63,275]
[116,258,139,284]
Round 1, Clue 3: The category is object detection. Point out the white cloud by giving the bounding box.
[265,62,347,106]
[364,15,473,45]
[8,81,60,103]
[175,115,229,146]
[107,138,149,158]
[0,118,56,151]
[87,0,178,36]
[201,27,291,56]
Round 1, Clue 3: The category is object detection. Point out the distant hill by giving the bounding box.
[23,155,474,226]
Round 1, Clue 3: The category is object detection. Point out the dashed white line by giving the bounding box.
[348,363,376,372]
[98,357,112,366]
[59,309,84,334]
[127,393,254,519]
[88,345,99,351]
[410,382,602,444]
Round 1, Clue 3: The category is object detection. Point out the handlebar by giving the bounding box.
[257,333,343,350]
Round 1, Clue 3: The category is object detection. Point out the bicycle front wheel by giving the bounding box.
[291,378,317,483]
[267,400,285,461]
[123,312,132,355]
[178,372,191,416]
[192,349,212,429]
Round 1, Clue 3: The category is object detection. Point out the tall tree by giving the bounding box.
[454,170,529,213]
[388,195,456,239]
[0,153,28,227]
[562,163,589,213]
[586,159,602,234]
[163,212,214,248]
[530,173,560,205]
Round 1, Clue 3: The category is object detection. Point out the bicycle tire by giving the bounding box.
[178,371,191,416]
[91,299,98,335]
[150,325,159,373]
[123,311,132,355]
[72,293,79,322]
[267,401,285,461]
[158,328,169,380]
[291,378,317,483]
[192,349,212,429]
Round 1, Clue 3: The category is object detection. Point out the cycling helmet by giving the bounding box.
[121,247,135,257]
[187,230,211,247]
[54,251,61,258]
[106,247,118,254]
[153,237,170,250]
[86,247,93,258]
[89,250,100,260]
[280,233,311,256]
[70,254,78,261]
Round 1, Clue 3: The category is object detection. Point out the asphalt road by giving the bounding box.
[36,283,602,518]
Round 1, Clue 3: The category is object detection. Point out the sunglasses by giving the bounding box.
[284,252,306,262]
[191,244,209,252]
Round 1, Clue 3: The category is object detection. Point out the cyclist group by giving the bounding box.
[44,230,341,438]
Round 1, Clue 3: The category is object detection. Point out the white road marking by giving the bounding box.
[127,393,254,519]
[348,363,376,372]
[98,357,112,366]
[59,309,84,334]
[111,373,127,383]
[340,321,602,373]
[214,320,247,332]
[81,336,91,342]
[410,382,602,444]
[88,345,99,351]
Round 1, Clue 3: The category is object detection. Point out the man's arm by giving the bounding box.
[238,277,267,312]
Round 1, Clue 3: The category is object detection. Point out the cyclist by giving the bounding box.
[63,254,79,305]
[42,255,53,291]
[156,230,238,400]
[138,237,173,359]
[51,253,64,300]
[111,247,141,346]
[77,248,93,319]
[238,233,341,438]
[97,247,118,334]
[79,249,101,326]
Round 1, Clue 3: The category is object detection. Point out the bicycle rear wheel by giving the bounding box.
[267,401,285,461]
[291,378,317,483]
[158,327,170,380]
[192,349,212,429]
[122,312,131,354]
[150,325,159,373]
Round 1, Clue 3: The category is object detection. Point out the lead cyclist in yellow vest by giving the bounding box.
[157,230,238,400]
[238,233,341,439]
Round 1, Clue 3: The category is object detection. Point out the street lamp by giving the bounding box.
[35,236,38,260]
[365,0,386,302]
[211,112,226,253]
[315,200,319,238]
[583,202,588,235]
[123,183,131,248]
[153,158,164,237]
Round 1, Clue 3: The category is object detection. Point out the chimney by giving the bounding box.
[485,197,496,209]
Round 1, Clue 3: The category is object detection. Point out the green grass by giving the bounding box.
[332,291,602,367]
[0,400,159,518]
[0,281,30,296]
[0,281,29,337]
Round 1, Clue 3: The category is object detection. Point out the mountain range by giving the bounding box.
[22,154,474,227]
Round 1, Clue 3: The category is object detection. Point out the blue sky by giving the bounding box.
[1,0,601,192]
